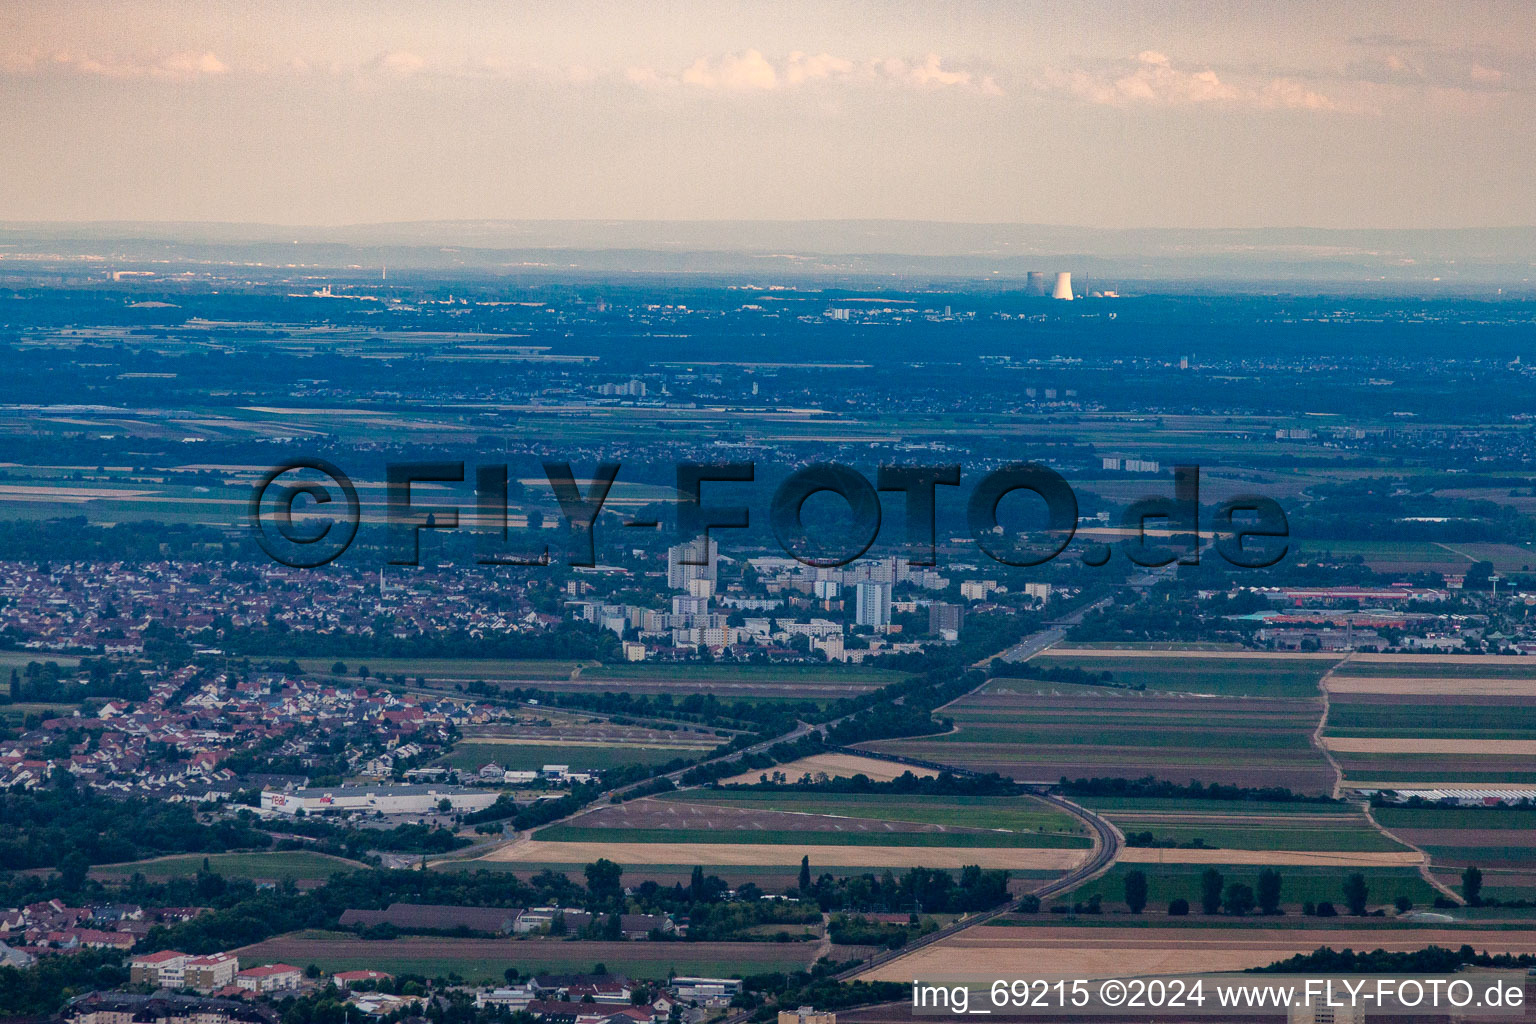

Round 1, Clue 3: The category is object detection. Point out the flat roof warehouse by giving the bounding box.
[260,784,500,816]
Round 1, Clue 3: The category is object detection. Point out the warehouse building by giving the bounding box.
[260,784,501,816]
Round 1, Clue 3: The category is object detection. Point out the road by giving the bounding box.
[825,782,1122,983]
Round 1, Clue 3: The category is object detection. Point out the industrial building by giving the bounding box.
[260,784,501,816]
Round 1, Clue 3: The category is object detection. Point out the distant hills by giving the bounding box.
[2,219,1533,288]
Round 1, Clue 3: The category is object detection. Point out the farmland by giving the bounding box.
[236,930,816,982]
[860,679,1336,793]
[855,922,1536,981]
[89,850,366,885]
[1323,657,1536,787]
[485,790,1093,876]
[1079,796,1412,853]
[1374,805,1536,901]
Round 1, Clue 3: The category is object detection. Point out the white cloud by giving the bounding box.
[628,49,999,95]
[29,49,229,81]
[1037,51,1343,111]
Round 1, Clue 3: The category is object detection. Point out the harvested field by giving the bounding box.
[1326,676,1536,696]
[1325,737,1536,754]
[478,840,1086,871]
[720,753,936,785]
[1116,848,1422,867]
[856,926,1536,981]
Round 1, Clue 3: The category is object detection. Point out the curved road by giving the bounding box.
[827,785,1122,983]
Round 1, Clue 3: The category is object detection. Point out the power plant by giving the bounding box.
[1024,270,1077,299]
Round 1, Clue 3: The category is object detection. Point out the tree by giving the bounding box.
[1167,898,1189,916]
[1461,866,1483,906]
[1394,896,1413,913]
[585,858,624,902]
[1343,872,1369,915]
[331,662,347,675]
[1223,883,1256,917]
[1200,867,1224,914]
[1123,870,1148,914]
[798,855,812,893]
[59,851,90,890]
[1257,868,1283,915]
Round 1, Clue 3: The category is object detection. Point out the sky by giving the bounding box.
[1,0,1533,230]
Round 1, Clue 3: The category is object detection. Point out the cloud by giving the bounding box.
[25,49,230,81]
[1036,51,1338,110]
[680,48,778,90]
[368,50,427,78]
[630,49,1001,95]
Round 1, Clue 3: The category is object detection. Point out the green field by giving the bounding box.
[1327,701,1536,739]
[302,657,587,681]
[1076,797,1357,815]
[0,651,81,670]
[1374,807,1536,831]
[578,663,904,685]
[1028,655,1339,698]
[1059,864,1439,910]
[440,742,704,772]
[91,850,366,883]
[238,930,811,982]
[534,825,1085,848]
[671,790,1089,836]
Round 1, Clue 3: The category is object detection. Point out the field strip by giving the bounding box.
[1348,653,1536,665]
[1115,848,1423,867]
[720,753,937,785]
[1312,653,1347,799]
[1325,677,1536,696]
[1350,780,1536,791]
[1324,737,1536,754]
[476,840,1086,871]
[454,737,716,749]
[854,927,1536,981]
[1035,649,1342,661]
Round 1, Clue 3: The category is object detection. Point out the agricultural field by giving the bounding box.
[1291,539,1479,574]
[237,930,814,982]
[439,742,697,773]
[303,657,589,682]
[466,663,903,704]
[1078,796,1412,853]
[1051,862,1439,913]
[1373,805,1536,901]
[475,789,1094,877]
[856,921,1536,981]
[719,752,937,785]
[1026,650,1341,698]
[861,679,1336,793]
[1324,657,1536,787]
[89,850,365,886]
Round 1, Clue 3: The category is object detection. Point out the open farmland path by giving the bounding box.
[1310,653,1462,906]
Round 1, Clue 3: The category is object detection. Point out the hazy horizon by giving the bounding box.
[4,1,1535,230]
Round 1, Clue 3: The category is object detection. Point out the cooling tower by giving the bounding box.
[1025,271,1048,297]
[1052,272,1074,300]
